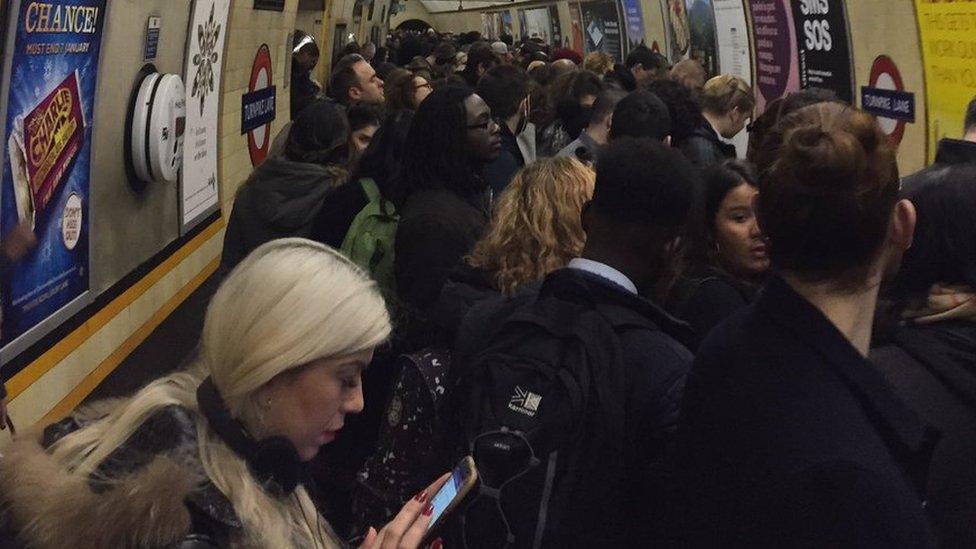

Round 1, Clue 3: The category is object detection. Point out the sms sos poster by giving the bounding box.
[1,0,105,345]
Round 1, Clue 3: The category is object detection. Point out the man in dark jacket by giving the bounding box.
[676,274,938,547]
[477,64,532,196]
[452,138,698,545]
[609,90,672,144]
[870,160,976,548]
[557,89,626,164]
[902,96,976,188]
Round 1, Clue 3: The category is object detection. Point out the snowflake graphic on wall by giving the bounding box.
[191,3,221,116]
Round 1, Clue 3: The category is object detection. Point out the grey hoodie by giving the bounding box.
[221,157,346,271]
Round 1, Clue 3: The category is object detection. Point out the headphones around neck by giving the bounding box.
[196,376,305,495]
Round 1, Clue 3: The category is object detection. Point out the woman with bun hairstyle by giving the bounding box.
[680,74,754,167]
[665,159,769,347]
[0,239,449,548]
[677,103,935,547]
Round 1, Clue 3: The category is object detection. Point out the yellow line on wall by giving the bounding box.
[6,218,225,401]
[40,256,221,425]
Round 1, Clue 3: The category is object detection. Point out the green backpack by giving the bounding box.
[340,178,399,295]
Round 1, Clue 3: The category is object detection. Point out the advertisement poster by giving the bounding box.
[501,11,513,37]
[687,0,718,76]
[482,13,499,40]
[181,0,230,233]
[662,0,690,64]
[790,0,853,103]
[713,0,752,83]
[621,0,647,52]
[581,1,623,62]
[0,0,106,346]
[549,5,562,47]
[569,3,585,54]
[747,0,800,112]
[519,8,553,43]
[915,0,976,163]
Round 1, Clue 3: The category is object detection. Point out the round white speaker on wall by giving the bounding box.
[130,72,186,183]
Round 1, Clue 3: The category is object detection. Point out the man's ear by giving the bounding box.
[663,135,672,147]
[349,86,363,101]
[890,198,917,253]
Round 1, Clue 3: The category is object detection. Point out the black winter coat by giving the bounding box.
[451,267,694,544]
[484,125,525,197]
[678,124,737,168]
[221,158,345,272]
[676,276,938,548]
[871,320,976,549]
[665,266,758,350]
[394,189,490,312]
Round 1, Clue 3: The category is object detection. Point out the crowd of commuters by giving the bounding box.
[1,26,975,549]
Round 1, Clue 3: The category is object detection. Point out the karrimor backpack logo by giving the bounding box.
[508,386,542,417]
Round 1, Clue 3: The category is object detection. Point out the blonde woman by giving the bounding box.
[469,157,595,295]
[0,239,448,548]
[582,51,614,77]
[680,74,755,167]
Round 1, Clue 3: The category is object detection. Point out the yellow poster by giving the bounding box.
[915,0,976,163]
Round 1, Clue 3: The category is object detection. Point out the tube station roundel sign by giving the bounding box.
[242,44,277,166]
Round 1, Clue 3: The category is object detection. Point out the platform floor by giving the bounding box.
[85,273,222,403]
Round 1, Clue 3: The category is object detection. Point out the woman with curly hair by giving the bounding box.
[426,157,595,346]
[469,156,596,294]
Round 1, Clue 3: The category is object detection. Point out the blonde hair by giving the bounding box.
[469,158,595,294]
[49,239,391,547]
[701,74,755,115]
[583,51,614,76]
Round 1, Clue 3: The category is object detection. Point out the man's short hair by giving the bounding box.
[330,53,366,105]
[626,46,670,76]
[476,64,530,120]
[965,96,976,133]
[593,138,697,227]
[591,89,628,124]
[610,90,671,141]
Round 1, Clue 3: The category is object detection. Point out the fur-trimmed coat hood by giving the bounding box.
[0,402,240,548]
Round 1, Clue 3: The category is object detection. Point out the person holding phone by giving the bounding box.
[0,239,448,548]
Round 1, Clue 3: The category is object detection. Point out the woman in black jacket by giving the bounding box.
[221,100,348,273]
[666,160,768,346]
[679,74,754,167]
[677,102,935,547]
[871,163,976,549]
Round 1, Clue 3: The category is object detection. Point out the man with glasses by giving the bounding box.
[476,64,534,196]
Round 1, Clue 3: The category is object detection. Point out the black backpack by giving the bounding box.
[351,349,454,534]
[451,283,655,548]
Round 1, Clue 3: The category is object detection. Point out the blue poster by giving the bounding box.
[1,0,106,344]
[620,0,646,51]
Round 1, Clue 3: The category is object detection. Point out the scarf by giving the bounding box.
[902,284,976,325]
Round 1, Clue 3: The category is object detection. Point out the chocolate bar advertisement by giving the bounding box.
[1,0,106,345]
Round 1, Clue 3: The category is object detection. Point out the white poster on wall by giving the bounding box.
[181,0,230,233]
[520,8,554,43]
[713,0,752,156]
